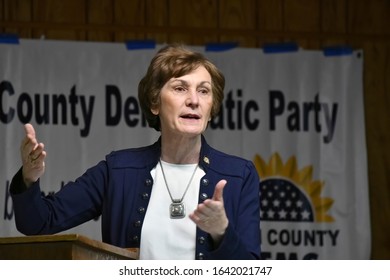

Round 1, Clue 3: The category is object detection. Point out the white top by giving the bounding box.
[139,160,204,260]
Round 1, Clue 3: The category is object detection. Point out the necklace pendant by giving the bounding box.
[170,200,185,219]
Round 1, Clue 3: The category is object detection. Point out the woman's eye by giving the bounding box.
[198,88,210,95]
[174,86,186,93]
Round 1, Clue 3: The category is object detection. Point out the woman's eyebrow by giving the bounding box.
[169,79,211,87]
[198,81,212,87]
[170,79,188,85]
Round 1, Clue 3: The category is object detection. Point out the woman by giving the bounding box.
[10,44,261,260]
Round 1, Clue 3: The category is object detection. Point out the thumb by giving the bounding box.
[24,123,36,138]
[212,179,227,202]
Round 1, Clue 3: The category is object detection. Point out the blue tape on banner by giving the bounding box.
[323,46,353,56]
[262,42,298,53]
[0,33,19,44]
[205,42,238,52]
[125,40,155,50]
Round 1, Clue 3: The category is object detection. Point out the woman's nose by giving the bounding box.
[185,89,199,107]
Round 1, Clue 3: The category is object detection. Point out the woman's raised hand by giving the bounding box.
[189,179,229,245]
[20,123,47,187]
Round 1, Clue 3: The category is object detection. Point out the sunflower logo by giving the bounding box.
[253,153,334,223]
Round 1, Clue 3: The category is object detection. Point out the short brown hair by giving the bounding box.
[138,44,225,131]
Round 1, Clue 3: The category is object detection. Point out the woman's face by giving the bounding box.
[152,66,213,138]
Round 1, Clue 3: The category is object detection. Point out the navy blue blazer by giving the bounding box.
[10,136,261,260]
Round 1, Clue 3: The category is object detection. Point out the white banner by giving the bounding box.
[0,39,369,259]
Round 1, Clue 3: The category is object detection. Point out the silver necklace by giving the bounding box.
[159,160,198,219]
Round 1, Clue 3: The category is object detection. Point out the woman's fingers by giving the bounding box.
[21,124,39,162]
[20,124,47,186]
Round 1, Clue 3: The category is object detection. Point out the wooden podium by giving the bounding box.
[0,234,138,260]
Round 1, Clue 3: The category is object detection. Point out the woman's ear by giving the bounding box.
[151,106,159,116]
